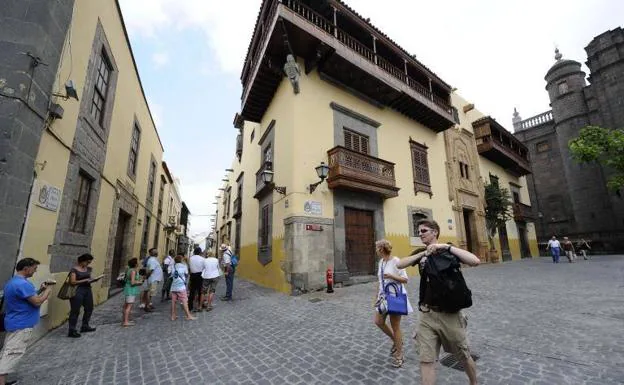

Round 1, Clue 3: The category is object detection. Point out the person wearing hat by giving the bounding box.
[220,243,235,301]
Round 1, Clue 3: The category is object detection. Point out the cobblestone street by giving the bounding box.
[13,256,624,385]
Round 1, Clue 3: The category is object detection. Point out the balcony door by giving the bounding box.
[345,208,375,276]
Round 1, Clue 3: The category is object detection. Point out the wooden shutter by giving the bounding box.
[410,141,432,195]
[344,129,369,155]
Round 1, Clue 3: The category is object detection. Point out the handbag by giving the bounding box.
[376,261,409,316]
[57,271,77,300]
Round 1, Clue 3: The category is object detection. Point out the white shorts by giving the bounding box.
[0,328,32,375]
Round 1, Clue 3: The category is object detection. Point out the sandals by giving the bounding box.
[390,344,397,357]
[391,356,404,368]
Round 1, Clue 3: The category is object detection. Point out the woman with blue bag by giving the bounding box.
[373,239,413,368]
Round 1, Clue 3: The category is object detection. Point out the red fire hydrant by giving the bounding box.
[326,266,334,293]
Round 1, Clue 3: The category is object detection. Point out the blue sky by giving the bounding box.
[118,0,624,241]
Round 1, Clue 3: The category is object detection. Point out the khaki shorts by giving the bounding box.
[415,310,471,363]
[201,278,218,294]
[142,281,160,296]
[0,328,32,375]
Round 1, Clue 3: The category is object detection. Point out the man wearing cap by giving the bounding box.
[220,243,235,301]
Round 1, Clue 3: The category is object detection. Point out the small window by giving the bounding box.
[536,141,550,153]
[147,161,156,199]
[459,162,469,179]
[410,141,431,195]
[452,107,460,124]
[260,204,270,247]
[250,129,255,142]
[128,124,140,177]
[69,172,93,233]
[489,173,499,187]
[140,215,151,257]
[344,129,369,155]
[558,81,569,95]
[411,212,427,237]
[91,49,112,126]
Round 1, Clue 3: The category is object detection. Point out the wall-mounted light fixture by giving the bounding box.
[308,162,330,193]
[261,169,287,195]
[225,168,234,172]
[221,179,229,182]
[52,80,79,101]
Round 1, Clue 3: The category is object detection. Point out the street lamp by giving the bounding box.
[261,169,287,195]
[308,161,330,193]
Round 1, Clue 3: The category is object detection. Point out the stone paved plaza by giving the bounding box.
[13,255,624,384]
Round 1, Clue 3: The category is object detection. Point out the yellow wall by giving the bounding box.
[21,0,170,329]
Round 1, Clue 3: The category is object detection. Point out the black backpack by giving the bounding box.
[421,251,472,313]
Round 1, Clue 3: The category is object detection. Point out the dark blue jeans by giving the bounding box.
[550,247,561,263]
[225,267,235,298]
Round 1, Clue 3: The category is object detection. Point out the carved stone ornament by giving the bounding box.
[283,54,301,94]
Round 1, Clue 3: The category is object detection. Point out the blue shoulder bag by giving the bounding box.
[381,261,408,315]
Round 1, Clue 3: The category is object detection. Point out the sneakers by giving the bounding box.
[220,296,232,301]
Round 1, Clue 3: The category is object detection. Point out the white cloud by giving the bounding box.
[151,52,170,68]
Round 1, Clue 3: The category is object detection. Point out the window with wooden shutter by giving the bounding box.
[260,204,270,247]
[344,129,369,155]
[410,140,432,195]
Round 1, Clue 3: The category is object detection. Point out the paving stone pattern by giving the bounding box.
[14,256,624,384]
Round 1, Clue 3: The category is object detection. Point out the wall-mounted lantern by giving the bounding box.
[261,169,287,195]
[308,162,330,193]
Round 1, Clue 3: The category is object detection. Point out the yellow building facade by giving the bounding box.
[14,0,180,335]
[215,0,538,294]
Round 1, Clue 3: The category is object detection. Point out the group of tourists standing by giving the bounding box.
[373,219,480,385]
[546,235,592,263]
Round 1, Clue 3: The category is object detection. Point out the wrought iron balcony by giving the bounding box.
[326,146,399,198]
[513,202,536,222]
[233,197,242,218]
[473,117,531,176]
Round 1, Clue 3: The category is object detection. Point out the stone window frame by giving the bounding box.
[140,214,151,258]
[146,156,157,203]
[410,140,432,196]
[343,128,370,154]
[407,206,433,246]
[557,81,569,96]
[90,49,112,126]
[127,120,141,180]
[536,140,550,153]
[459,161,470,180]
[81,21,119,142]
[69,171,94,234]
[331,102,380,157]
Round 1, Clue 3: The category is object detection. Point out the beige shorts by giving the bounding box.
[415,310,471,363]
[142,281,160,296]
[0,328,32,375]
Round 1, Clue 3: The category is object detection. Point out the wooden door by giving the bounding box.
[110,211,129,287]
[345,208,375,276]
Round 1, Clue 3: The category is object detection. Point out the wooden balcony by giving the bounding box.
[232,197,242,218]
[240,0,455,132]
[513,202,536,222]
[254,164,273,198]
[473,117,531,176]
[326,146,399,198]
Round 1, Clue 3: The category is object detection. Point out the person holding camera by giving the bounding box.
[68,253,102,338]
[0,258,53,385]
[122,258,143,327]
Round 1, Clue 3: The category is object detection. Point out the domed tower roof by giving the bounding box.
[545,48,583,80]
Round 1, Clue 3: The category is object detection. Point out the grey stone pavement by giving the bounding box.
[12,255,624,385]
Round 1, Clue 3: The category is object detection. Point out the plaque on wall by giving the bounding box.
[304,200,322,216]
[34,181,62,212]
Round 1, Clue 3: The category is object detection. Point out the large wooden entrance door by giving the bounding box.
[110,210,130,292]
[345,208,375,276]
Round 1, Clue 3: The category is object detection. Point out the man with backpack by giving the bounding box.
[397,219,480,385]
[220,243,238,301]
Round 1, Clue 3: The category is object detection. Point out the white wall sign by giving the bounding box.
[304,200,322,216]
[34,182,61,212]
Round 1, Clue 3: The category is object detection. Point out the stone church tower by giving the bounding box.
[514,27,624,252]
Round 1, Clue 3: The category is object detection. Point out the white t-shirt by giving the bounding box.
[548,239,561,249]
[163,255,174,275]
[189,254,205,274]
[201,257,221,280]
[221,249,232,266]
[170,263,188,292]
[147,256,163,283]
[378,256,413,314]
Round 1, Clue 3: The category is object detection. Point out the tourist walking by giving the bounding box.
[68,253,102,338]
[142,248,163,312]
[396,219,480,385]
[0,258,53,385]
[170,255,196,321]
[200,251,221,311]
[373,239,412,368]
[122,258,143,327]
[220,243,235,301]
[546,235,562,263]
[577,238,591,260]
[562,237,576,263]
[188,247,205,312]
[161,249,175,301]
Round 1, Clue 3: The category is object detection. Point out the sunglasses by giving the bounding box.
[418,228,433,234]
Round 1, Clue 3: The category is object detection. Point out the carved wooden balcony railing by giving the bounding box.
[513,202,536,222]
[473,117,531,176]
[326,146,399,198]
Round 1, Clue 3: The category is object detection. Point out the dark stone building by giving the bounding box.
[0,0,76,285]
[514,27,624,252]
